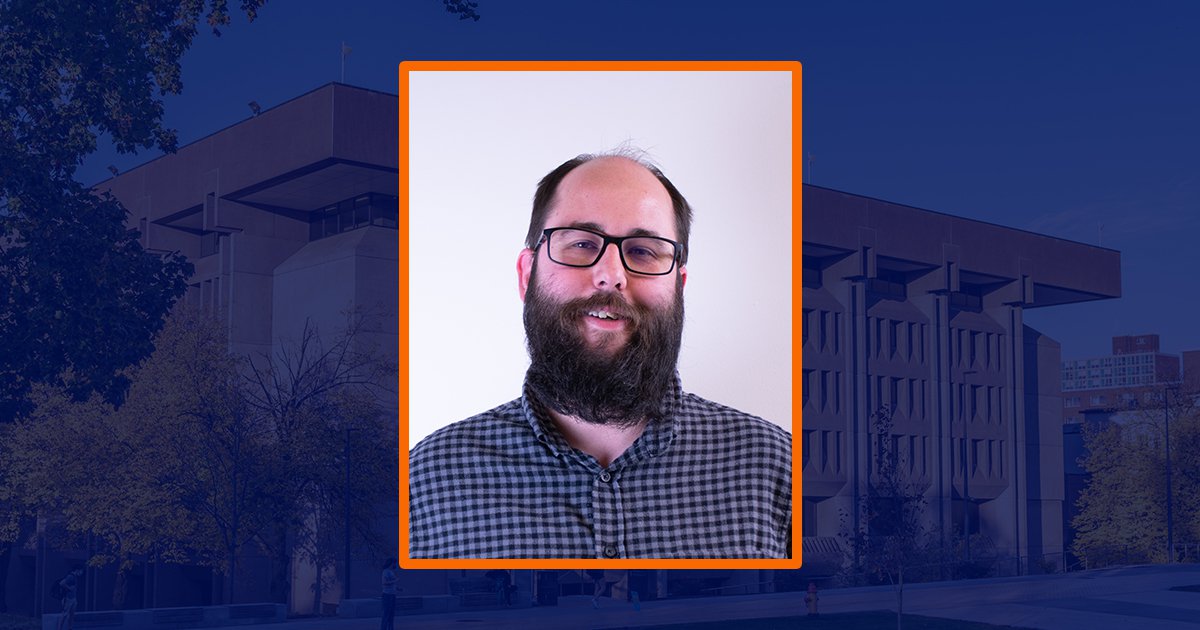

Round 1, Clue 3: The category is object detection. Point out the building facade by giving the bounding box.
[4,83,1130,615]
[801,186,1121,572]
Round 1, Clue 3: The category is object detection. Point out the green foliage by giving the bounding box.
[839,406,944,630]
[0,307,396,606]
[442,0,481,21]
[841,406,942,585]
[0,0,265,170]
[1071,390,1200,567]
[241,310,398,579]
[0,0,266,421]
[0,185,193,419]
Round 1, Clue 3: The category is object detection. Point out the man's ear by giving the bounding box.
[517,248,535,301]
[679,265,687,289]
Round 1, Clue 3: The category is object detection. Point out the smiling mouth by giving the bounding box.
[586,309,624,321]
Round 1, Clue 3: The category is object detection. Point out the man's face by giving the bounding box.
[517,157,688,425]
[518,157,686,347]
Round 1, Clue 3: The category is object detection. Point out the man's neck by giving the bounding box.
[548,409,645,468]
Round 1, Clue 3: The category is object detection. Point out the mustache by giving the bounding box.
[557,293,643,327]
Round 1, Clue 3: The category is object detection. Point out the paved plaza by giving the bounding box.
[250,563,1200,630]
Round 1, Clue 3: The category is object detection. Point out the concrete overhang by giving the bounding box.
[96,83,399,226]
[803,185,1121,308]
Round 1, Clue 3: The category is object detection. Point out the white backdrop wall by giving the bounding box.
[407,70,794,445]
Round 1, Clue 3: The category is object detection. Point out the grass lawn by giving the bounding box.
[601,610,1033,629]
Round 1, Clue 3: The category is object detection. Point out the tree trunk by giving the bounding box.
[314,561,323,615]
[0,542,10,613]
[225,545,238,604]
[113,553,138,609]
[896,565,904,630]
[268,522,291,607]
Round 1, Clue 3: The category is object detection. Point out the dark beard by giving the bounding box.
[523,261,684,428]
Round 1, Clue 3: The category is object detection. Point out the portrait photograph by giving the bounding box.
[403,63,798,564]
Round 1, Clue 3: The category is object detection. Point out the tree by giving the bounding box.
[242,311,397,604]
[0,307,397,607]
[0,0,271,421]
[840,405,942,630]
[123,308,283,603]
[1072,388,1200,567]
[0,0,267,609]
[0,310,269,608]
[2,386,199,609]
[443,0,481,21]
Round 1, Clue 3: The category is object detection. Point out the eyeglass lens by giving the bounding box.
[547,228,677,275]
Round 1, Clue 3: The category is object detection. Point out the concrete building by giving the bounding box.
[801,186,1121,573]
[3,82,1129,617]
[107,83,401,613]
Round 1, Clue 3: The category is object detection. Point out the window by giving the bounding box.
[354,195,370,227]
[868,269,907,301]
[200,231,220,257]
[802,256,822,288]
[309,193,399,240]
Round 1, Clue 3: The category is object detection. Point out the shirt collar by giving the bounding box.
[521,372,682,464]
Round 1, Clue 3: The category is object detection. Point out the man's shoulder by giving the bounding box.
[410,398,528,462]
[677,391,791,454]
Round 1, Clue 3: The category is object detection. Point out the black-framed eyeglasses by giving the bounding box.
[537,227,683,276]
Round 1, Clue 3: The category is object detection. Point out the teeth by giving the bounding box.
[588,310,618,320]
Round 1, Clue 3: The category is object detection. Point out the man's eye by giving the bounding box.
[569,240,600,250]
[626,246,660,260]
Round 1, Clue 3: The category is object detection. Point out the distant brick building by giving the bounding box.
[1061,334,1187,423]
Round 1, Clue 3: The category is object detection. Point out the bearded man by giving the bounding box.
[408,152,791,559]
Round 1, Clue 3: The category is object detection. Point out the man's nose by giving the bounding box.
[592,242,626,291]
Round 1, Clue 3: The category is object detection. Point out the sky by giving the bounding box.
[79,1,1200,361]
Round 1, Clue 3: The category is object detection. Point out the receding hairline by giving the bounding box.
[525,148,694,264]
[543,155,673,216]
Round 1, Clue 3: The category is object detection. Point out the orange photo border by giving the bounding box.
[397,60,802,570]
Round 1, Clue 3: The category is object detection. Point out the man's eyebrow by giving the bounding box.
[564,221,664,238]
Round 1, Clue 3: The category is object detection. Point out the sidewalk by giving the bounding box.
[253,563,1200,630]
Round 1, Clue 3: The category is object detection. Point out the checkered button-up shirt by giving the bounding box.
[408,375,792,559]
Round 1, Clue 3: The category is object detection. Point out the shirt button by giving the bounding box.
[603,545,618,558]
[599,471,612,483]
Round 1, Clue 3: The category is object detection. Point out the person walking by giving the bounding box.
[380,558,398,630]
[55,568,83,630]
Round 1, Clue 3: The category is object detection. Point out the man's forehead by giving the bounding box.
[556,220,664,239]
[548,157,676,237]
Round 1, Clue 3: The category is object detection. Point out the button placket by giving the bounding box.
[592,468,624,558]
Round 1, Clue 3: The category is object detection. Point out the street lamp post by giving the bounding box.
[1165,386,1174,563]
[961,370,978,564]
[345,427,353,597]
[962,438,971,563]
